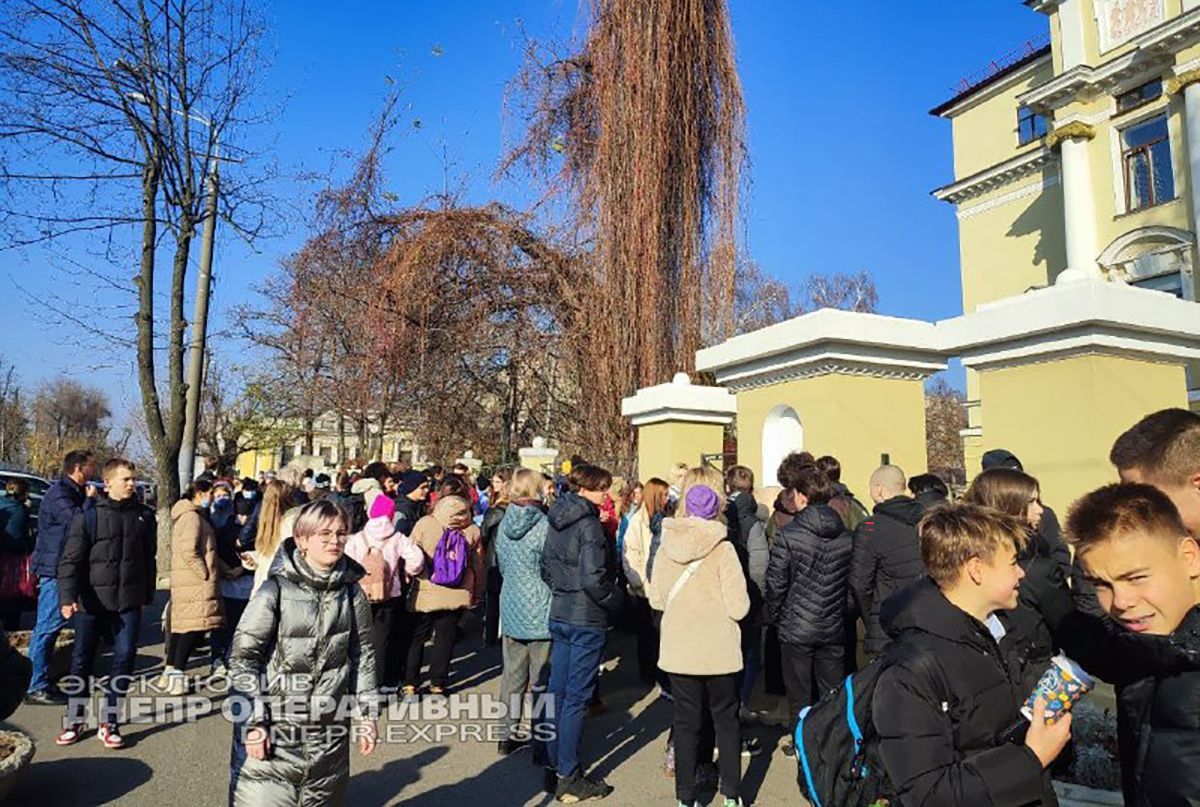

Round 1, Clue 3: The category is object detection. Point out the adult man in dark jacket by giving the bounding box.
[56,458,156,750]
[850,465,926,658]
[25,449,93,705]
[539,464,623,802]
[765,466,852,753]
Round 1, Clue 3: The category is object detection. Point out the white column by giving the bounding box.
[1059,135,1100,281]
[1183,83,1200,281]
[1059,0,1087,69]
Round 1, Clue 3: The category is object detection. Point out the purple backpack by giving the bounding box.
[430,527,469,587]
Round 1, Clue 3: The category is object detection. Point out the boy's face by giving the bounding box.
[1080,531,1200,635]
[978,541,1024,611]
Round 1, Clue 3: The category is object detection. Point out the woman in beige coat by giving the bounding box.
[404,494,483,696]
[166,479,230,693]
[649,482,749,807]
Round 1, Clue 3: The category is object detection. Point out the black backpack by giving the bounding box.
[795,643,948,807]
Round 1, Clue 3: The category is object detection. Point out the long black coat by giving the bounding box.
[850,495,925,655]
[765,504,852,646]
[540,492,624,628]
[873,579,1055,806]
[57,496,156,614]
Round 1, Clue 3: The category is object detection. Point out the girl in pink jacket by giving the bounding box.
[345,494,424,693]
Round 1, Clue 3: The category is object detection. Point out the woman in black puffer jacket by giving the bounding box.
[228,499,378,806]
[765,465,852,750]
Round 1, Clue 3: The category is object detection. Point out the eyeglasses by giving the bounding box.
[313,529,348,545]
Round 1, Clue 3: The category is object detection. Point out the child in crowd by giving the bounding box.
[873,503,1070,805]
[229,499,378,805]
[1067,483,1200,805]
[344,494,424,693]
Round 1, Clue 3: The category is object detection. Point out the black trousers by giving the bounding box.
[669,673,741,803]
[168,630,206,670]
[631,596,659,684]
[483,567,502,647]
[781,640,844,732]
[369,599,414,687]
[211,597,248,664]
[763,624,786,696]
[405,608,462,689]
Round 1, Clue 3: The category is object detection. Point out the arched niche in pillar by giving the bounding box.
[762,404,803,487]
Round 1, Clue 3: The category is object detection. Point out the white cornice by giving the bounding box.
[1019,9,1200,111]
[956,174,1061,220]
[696,308,949,391]
[621,375,737,426]
[933,148,1057,205]
[937,278,1200,370]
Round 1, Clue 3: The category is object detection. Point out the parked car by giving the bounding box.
[0,469,52,529]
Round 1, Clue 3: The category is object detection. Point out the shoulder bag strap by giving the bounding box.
[665,556,705,609]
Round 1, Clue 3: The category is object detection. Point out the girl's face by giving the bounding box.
[1026,491,1044,530]
[298,521,348,570]
[631,487,644,507]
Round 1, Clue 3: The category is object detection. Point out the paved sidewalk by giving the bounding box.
[4,601,806,805]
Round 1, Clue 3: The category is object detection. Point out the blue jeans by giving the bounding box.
[65,608,141,726]
[27,576,68,694]
[547,619,606,778]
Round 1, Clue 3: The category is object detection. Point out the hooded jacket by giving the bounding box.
[873,578,1054,807]
[0,494,32,555]
[540,491,624,628]
[169,500,225,634]
[344,520,424,601]
[648,517,749,675]
[765,504,853,646]
[850,495,926,655]
[229,538,377,806]
[408,496,482,613]
[495,502,552,641]
[725,492,769,619]
[58,495,156,614]
[30,475,85,578]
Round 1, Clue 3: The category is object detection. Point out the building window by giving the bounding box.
[1115,79,1163,114]
[1017,106,1047,145]
[1122,115,1174,211]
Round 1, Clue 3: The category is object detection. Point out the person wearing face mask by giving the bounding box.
[234,478,259,527]
[161,479,230,695]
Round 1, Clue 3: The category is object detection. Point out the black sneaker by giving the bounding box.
[498,737,527,756]
[542,767,558,794]
[24,688,67,706]
[555,772,613,803]
[532,742,550,768]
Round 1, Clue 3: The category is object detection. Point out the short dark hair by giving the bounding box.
[725,465,754,494]
[794,466,834,505]
[777,451,816,491]
[1110,408,1200,486]
[569,463,613,493]
[815,456,841,483]
[102,458,136,480]
[438,475,473,501]
[1067,482,1189,555]
[62,450,93,477]
[184,478,214,500]
[362,461,390,483]
[909,473,949,500]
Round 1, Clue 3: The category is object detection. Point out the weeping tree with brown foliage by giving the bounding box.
[504,0,747,464]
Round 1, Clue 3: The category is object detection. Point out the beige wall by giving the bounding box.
[958,177,1069,313]
[976,353,1188,515]
[636,421,725,483]
[951,61,1055,179]
[734,374,928,499]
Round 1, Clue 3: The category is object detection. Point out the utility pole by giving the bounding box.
[178,159,219,487]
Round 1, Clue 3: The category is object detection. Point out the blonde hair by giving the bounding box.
[509,468,544,501]
[255,480,292,561]
[919,502,1027,585]
[670,462,690,486]
[678,466,727,522]
[292,499,348,540]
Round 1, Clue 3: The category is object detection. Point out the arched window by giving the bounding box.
[1098,226,1195,299]
[762,405,803,487]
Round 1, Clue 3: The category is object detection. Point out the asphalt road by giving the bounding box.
[2,597,804,806]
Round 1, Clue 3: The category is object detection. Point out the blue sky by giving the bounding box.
[0,1,1046,425]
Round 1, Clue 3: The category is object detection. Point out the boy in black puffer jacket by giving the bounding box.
[874,504,1070,806]
[765,465,852,753]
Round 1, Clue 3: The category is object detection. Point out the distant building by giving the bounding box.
[932,0,1200,470]
[234,411,421,478]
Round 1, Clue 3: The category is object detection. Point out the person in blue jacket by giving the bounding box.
[24,450,93,705]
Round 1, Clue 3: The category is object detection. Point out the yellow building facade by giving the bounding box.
[934,0,1200,472]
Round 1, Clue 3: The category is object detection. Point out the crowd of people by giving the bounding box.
[2,405,1199,805]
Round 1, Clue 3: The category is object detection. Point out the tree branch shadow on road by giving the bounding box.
[8,756,154,804]
[395,745,554,807]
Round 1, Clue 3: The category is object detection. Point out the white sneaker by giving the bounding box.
[165,671,188,696]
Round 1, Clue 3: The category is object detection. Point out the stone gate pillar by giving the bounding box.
[621,373,737,481]
[938,278,1200,514]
